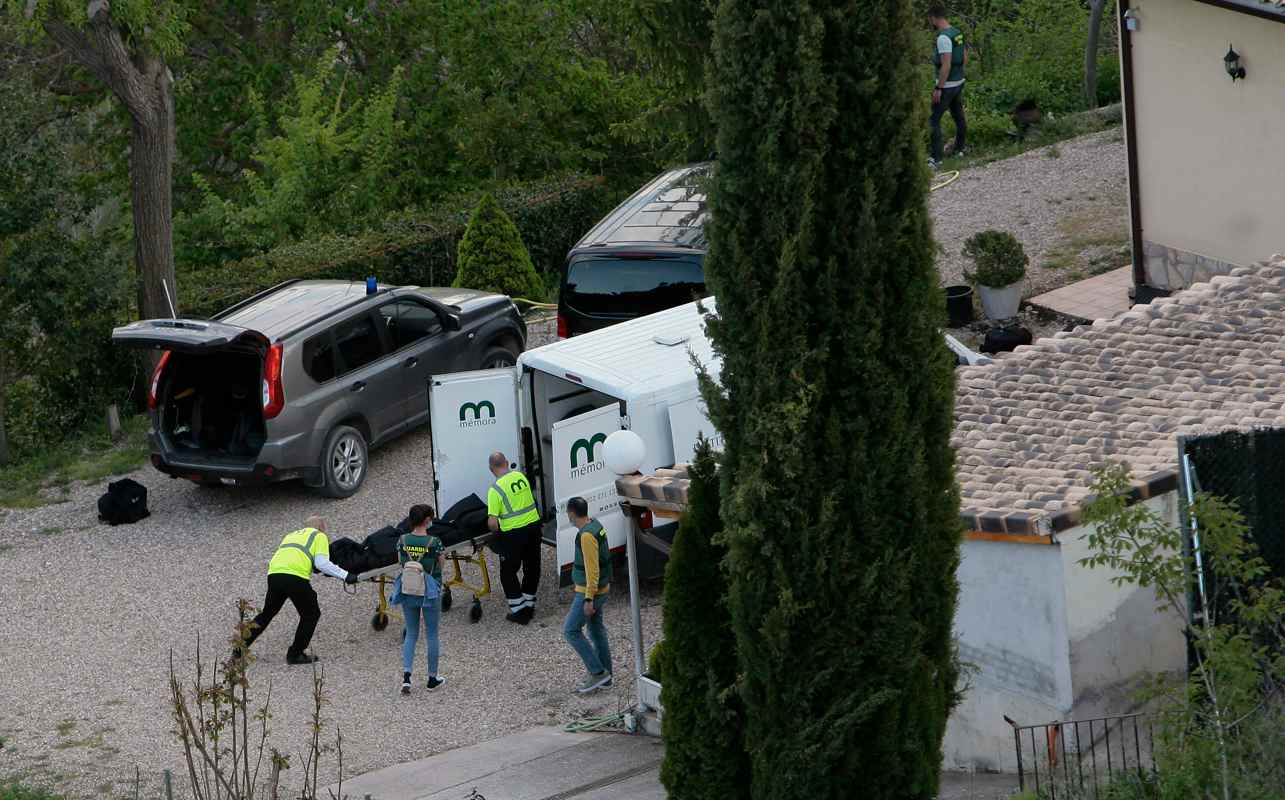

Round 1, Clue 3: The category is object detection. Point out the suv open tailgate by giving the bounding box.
[112,319,269,353]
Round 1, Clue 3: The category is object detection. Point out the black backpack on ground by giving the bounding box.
[97,478,150,526]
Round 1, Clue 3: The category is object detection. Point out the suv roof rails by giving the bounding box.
[211,278,305,321]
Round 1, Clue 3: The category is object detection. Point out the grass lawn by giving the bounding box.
[0,414,150,509]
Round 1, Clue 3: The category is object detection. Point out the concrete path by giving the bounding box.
[1028,264,1133,322]
[332,726,664,800]
[333,726,1020,800]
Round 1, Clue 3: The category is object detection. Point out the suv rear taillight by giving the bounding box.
[262,343,285,420]
[148,350,172,410]
[556,314,568,340]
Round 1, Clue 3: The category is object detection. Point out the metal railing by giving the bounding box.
[1013,713,1156,798]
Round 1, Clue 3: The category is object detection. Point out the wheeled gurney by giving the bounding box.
[349,532,497,629]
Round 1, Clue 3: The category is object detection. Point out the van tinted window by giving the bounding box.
[303,334,337,383]
[333,314,386,375]
[564,256,705,316]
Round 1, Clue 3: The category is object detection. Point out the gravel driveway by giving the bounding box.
[0,318,663,798]
[931,128,1128,296]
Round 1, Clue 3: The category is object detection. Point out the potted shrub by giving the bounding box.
[963,230,1028,320]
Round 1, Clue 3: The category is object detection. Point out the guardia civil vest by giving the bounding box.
[267,527,329,579]
[933,26,966,85]
[488,469,540,531]
[571,519,612,592]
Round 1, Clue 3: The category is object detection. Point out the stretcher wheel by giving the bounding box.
[372,610,389,631]
[469,598,482,624]
[442,586,453,612]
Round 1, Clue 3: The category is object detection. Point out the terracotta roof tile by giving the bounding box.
[953,259,1285,535]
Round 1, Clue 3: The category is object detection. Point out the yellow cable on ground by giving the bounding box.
[512,297,558,310]
[931,170,961,192]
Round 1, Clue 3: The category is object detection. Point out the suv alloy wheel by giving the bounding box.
[321,424,368,498]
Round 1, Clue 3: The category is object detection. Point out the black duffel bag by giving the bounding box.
[98,478,150,526]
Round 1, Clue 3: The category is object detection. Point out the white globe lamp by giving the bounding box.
[604,430,647,475]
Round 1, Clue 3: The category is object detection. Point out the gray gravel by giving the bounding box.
[931,128,1127,296]
[0,314,664,798]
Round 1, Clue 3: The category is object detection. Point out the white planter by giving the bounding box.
[978,283,1022,320]
[638,675,663,713]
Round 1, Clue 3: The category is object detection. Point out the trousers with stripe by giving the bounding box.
[495,521,542,612]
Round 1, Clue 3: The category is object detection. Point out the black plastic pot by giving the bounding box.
[944,285,975,328]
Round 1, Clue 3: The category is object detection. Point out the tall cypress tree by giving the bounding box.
[658,439,749,800]
[700,2,962,798]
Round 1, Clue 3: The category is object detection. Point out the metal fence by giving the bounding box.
[1013,713,1155,799]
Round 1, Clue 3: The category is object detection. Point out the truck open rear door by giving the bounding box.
[428,368,522,515]
[550,404,628,571]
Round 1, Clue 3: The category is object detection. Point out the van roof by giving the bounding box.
[570,163,711,252]
[520,297,720,401]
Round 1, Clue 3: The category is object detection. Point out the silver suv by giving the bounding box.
[113,279,526,497]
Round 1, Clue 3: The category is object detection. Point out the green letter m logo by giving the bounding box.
[570,433,608,468]
[459,401,496,421]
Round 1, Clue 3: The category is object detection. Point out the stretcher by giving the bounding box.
[350,533,496,630]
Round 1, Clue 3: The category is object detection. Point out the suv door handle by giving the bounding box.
[351,380,367,392]
[404,356,419,368]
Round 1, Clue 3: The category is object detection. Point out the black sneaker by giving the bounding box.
[426,676,445,691]
[286,652,319,665]
[400,679,411,695]
[505,611,530,626]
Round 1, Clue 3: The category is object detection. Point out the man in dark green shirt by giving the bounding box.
[928,5,968,168]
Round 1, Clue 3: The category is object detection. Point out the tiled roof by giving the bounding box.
[615,465,690,511]
[956,261,1285,535]
[618,261,1285,537]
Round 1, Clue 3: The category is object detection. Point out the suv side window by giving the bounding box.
[303,333,337,383]
[378,299,443,351]
[333,313,386,375]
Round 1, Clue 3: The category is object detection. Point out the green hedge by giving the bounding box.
[181,173,620,317]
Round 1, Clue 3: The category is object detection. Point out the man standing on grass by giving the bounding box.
[928,5,967,169]
[563,496,613,694]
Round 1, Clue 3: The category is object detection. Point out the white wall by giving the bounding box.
[1058,493,1188,719]
[943,538,1073,772]
[1128,0,1285,287]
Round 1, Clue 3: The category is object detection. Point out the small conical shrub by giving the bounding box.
[453,193,545,300]
[659,439,749,800]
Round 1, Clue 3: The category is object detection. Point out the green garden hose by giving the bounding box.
[563,712,631,734]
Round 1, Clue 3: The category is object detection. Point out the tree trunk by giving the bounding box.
[128,62,178,321]
[42,5,178,324]
[1084,0,1108,109]
[0,346,9,467]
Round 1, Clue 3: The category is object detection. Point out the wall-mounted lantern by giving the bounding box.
[1224,45,1246,82]
[1123,8,1139,31]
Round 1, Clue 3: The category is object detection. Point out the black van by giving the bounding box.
[557,163,711,338]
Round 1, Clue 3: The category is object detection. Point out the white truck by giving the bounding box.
[424,297,990,578]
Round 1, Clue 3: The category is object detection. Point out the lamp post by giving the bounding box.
[604,430,649,712]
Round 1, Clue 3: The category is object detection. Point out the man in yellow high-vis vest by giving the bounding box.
[486,451,543,625]
[240,515,358,664]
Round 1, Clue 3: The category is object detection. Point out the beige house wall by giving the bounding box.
[1127,0,1285,288]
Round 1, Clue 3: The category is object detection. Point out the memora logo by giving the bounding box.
[459,400,496,428]
[569,433,607,478]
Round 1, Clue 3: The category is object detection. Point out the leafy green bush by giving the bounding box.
[453,193,545,299]
[181,174,618,317]
[963,230,1028,287]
